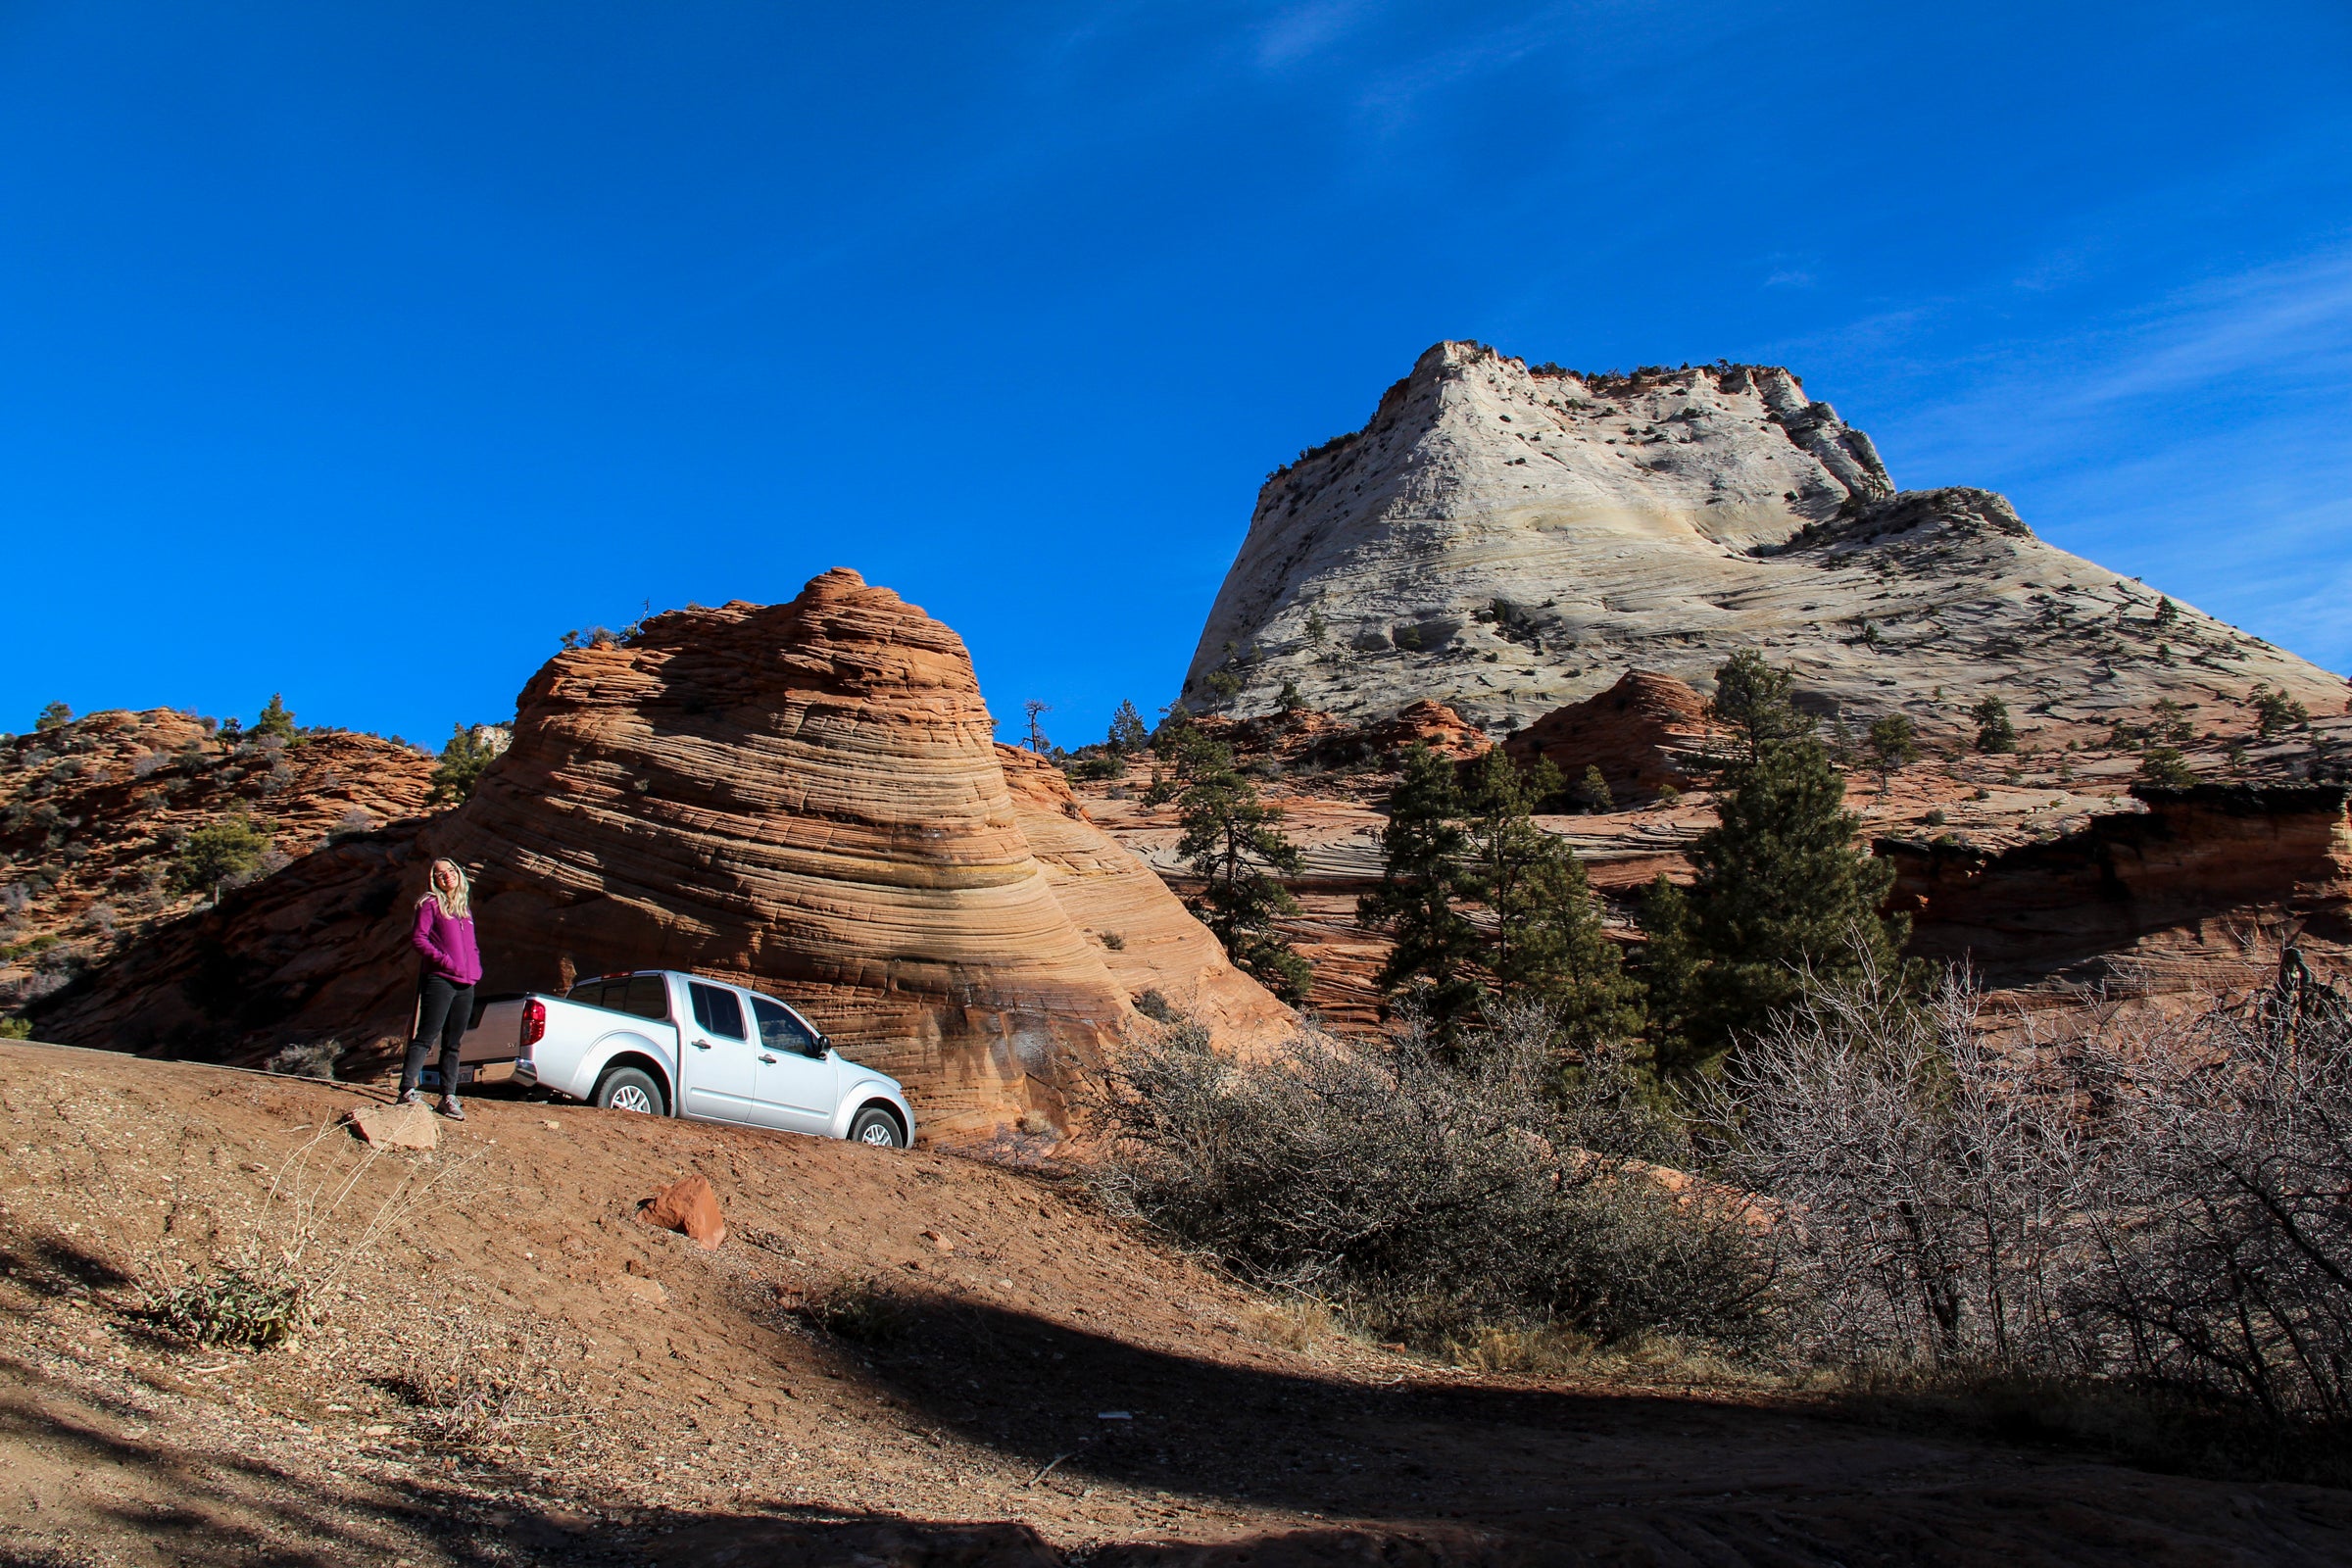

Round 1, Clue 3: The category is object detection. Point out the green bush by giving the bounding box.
[173,814,272,896]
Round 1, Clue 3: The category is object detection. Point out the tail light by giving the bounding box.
[520,998,546,1053]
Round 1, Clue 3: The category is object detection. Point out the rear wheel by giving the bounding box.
[848,1105,905,1149]
[595,1065,666,1116]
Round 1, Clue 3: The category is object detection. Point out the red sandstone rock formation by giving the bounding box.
[1884,783,2352,1004]
[1504,671,1709,804]
[1359,700,1490,761]
[995,745,1296,1049]
[0,709,433,1011]
[37,570,1293,1143]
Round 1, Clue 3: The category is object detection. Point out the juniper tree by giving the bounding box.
[1171,735,1311,1004]
[1642,653,1907,1077]
[173,814,272,901]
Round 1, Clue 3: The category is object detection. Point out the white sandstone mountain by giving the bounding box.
[1183,341,2342,740]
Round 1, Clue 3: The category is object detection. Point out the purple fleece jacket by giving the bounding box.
[412,899,482,986]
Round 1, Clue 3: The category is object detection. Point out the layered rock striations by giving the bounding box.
[1186,341,2344,743]
[995,744,1297,1048]
[39,570,1292,1142]
[1884,783,2352,1004]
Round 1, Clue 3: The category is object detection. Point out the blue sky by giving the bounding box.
[4,2,2348,751]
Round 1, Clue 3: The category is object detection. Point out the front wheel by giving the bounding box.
[848,1105,905,1150]
[595,1065,667,1116]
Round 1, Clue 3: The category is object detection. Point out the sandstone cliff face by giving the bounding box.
[1186,341,2344,746]
[1884,784,2352,1004]
[995,744,1296,1048]
[38,571,1292,1143]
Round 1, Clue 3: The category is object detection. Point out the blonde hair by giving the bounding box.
[424,858,471,919]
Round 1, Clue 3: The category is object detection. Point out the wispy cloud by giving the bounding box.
[1253,0,1385,69]
[1828,240,2352,672]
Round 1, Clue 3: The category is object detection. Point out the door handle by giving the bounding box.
[759,1054,778,1063]
[692,1040,711,1050]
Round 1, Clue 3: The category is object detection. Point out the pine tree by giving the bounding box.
[1643,653,1908,1076]
[1106,700,1150,755]
[1865,713,1919,795]
[1709,650,1813,762]
[1357,744,1483,1039]
[1578,763,1614,813]
[1171,734,1311,1004]
[1970,696,2017,754]
[254,693,297,743]
[1457,749,1642,1052]
[427,723,505,807]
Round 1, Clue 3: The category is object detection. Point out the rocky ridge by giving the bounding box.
[1184,341,2345,745]
[0,710,434,1013]
[34,570,1289,1142]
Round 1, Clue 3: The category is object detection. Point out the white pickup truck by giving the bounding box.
[447,969,915,1149]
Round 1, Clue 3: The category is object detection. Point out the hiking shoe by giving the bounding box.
[398,1089,424,1107]
[439,1095,466,1121]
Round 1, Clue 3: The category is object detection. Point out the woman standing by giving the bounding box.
[401,858,483,1119]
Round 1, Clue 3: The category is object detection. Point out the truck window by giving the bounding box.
[619,975,670,1021]
[688,981,747,1040]
[751,996,819,1055]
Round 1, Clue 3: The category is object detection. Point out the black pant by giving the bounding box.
[401,974,474,1097]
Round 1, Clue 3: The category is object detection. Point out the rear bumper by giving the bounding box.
[420,1058,519,1089]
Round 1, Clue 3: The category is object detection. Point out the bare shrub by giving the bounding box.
[1086,1012,1773,1348]
[378,1315,576,1449]
[139,1124,482,1351]
[788,1274,914,1346]
[1705,956,2352,1427]
[265,1037,344,1080]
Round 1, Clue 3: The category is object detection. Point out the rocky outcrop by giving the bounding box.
[36,570,1292,1144]
[1504,671,1709,804]
[1884,784,2352,1002]
[0,710,434,1012]
[1184,341,2345,752]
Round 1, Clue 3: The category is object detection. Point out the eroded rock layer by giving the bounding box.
[1884,784,2352,1004]
[1187,341,2344,744]
[39,570,1292,1142]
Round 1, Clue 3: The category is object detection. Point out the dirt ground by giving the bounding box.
[3,1043,2349,1567]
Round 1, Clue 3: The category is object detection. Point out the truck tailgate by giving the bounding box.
[458,996,527,1064]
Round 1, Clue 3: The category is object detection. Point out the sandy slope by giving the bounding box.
[3,1043,2348,1566]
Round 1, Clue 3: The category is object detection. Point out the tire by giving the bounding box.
[848,1105,905,1150]
[594,1065,667,1116]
